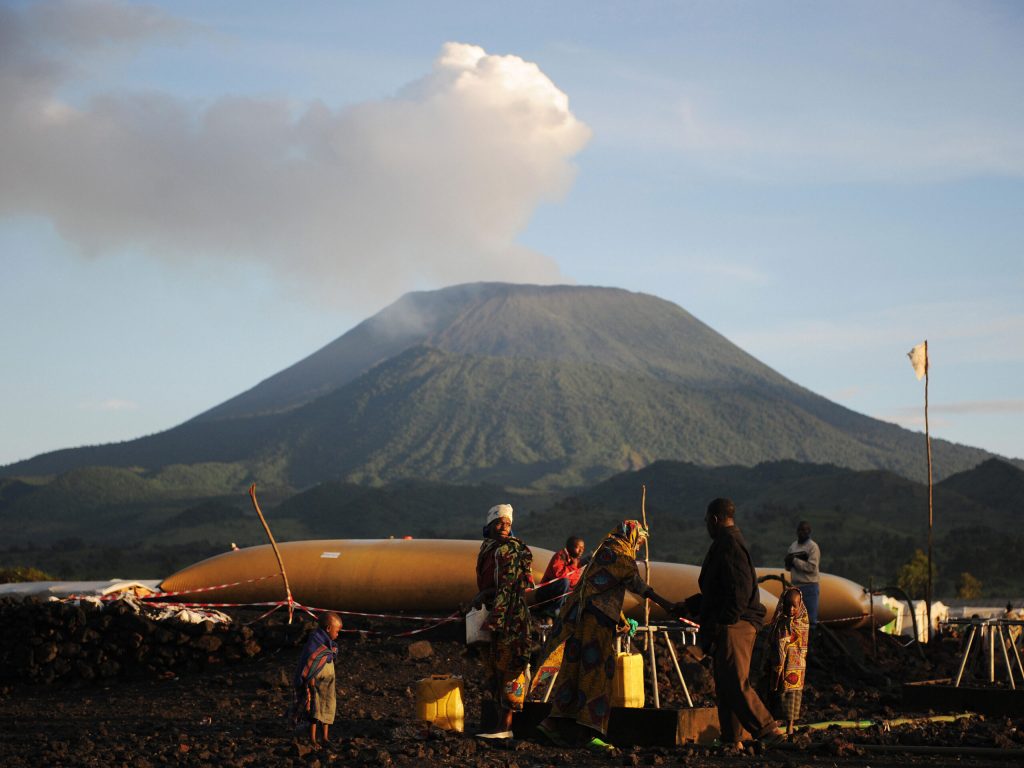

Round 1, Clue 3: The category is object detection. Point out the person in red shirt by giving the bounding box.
[536,536,585,618]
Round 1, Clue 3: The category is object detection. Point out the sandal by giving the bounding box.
[475,730,513,740]
[758,730,788,748]
[584,736,616,753]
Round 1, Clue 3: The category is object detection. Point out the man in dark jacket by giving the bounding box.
[684,498,783,748]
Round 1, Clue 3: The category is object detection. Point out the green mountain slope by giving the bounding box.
[936,458,1024,516]
[1,283,1002,487]
[513,458,1024,595]
[4,458,1020,595]
[258,345,992,488]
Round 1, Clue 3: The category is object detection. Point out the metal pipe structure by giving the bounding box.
[647,625,660,708]
[944,618,1024,687]
[662,632,693,707]
[627,624,698,709]
[954,625,977,687]
[865,585,925,659]
[997,626,1015,689]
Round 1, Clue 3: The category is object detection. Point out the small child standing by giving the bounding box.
[767,588,810,734]
[291,612,343,749]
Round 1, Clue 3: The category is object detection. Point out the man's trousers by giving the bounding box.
[712,621,776,743]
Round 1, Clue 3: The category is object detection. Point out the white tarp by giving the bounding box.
[0,581,232,624]
[881,598,948,642]
[0,579,161,599]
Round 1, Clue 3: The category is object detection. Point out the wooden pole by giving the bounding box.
[869,577,877,660]
[925,341,933,643]
[641,484,650,651]
[248,483,295,623]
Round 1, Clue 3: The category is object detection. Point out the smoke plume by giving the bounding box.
[0,2,591,307]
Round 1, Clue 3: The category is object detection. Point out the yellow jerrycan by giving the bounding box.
[415,674,465,732]
[610,652,645,708]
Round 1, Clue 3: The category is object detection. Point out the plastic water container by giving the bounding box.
[465,606,491,644]
[415,674,465,732]
[610,652,645,708]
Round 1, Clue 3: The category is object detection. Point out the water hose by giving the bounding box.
[802,713,972,731]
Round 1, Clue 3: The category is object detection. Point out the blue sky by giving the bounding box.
[1,0,1022,467]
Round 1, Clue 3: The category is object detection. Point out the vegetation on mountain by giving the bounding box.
[1,283,1003,487]
[0,566,55,583]
[896,549,936,600]
[956,572,983,599]
[2,456,1021,596]
[1,284,1017,595]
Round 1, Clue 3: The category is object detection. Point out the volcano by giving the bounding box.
[3,283,993,488]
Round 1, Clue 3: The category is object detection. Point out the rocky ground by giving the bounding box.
[2,603,1023,767]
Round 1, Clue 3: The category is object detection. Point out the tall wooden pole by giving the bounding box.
[641,484,650,651]
[925,341,933,643]
[249,483,295,623]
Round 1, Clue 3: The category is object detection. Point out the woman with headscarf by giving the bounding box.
[534,520,678,753]
[765,587,810,735]
[471,503,535,740]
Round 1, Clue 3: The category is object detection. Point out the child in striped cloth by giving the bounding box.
[766,588,810,734]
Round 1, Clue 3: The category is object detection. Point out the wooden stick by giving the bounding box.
[924,340,933,643]
[870,576,877,660]
[642,484,650,651]
[248,483,295,623]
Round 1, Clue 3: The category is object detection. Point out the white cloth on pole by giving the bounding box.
[907,342,927,380]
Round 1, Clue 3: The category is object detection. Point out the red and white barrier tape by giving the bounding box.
[62,573,282,604]
[137,597,462,636]
[526,568,582,593]
[529,588,572,610]
[145,573,281,599]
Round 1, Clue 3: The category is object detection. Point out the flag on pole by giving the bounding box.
[907,342,928,380]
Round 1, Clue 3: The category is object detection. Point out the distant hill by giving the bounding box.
[3,458,1021,596]
[513,458,1020,593]
[936,458,1024,517]
[1,283,1001,489]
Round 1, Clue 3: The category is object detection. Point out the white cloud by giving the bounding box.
[0,5,591,310]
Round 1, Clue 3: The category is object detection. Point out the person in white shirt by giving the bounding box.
[785,521,820,626]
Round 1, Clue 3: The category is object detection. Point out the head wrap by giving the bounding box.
[486,504,514,526]
[611,519,648,555]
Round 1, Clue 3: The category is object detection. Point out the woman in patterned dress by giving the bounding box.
[534,520,678,752]
[472,503,535,739]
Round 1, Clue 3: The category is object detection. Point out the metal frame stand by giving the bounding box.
[628,624,698,708]
[539,623,699,707]
[947,618,1024,688]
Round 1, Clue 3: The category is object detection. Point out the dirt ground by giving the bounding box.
[2,614,1023,768]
